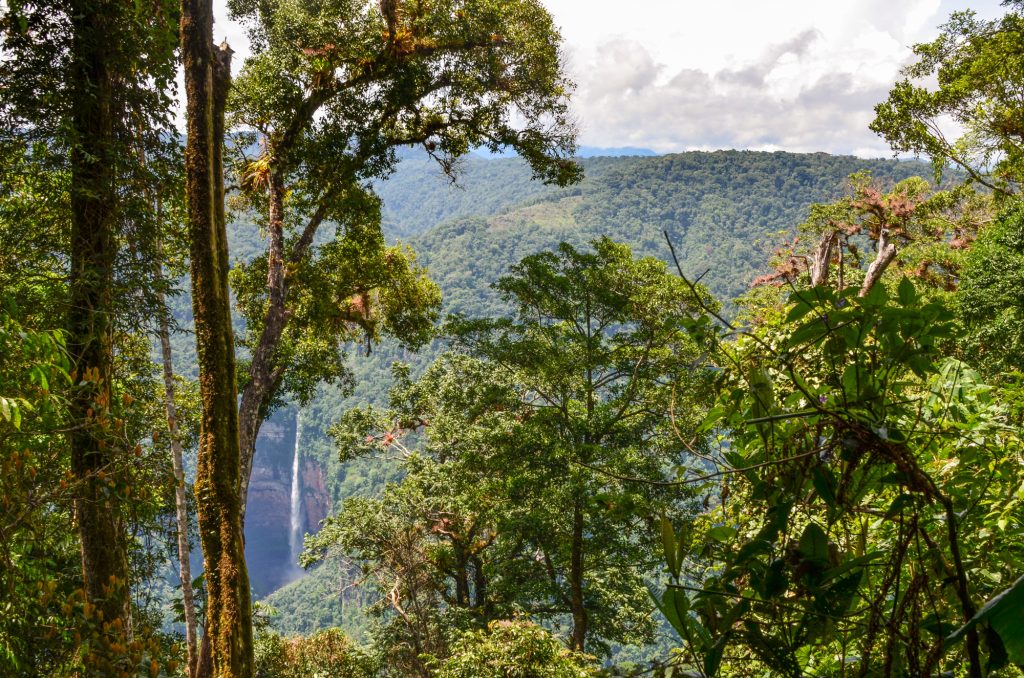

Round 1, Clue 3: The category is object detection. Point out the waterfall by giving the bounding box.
[289,409,303,566]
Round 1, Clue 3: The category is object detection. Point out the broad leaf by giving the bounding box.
[946,575,1024,666]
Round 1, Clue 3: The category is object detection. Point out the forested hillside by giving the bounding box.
[407,151,929,311]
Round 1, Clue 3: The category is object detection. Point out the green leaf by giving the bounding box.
[749,367,775,420]
[946,575,1024,665]
[798,523,829,565]
[675,525,691,577]
[897,276,917,306]
[921,613,958,638]
[785,299,815,324]
[820,551,884,584]
[841,364,861,400]
[859,280,889,307]
[669,586,691,629]
[760,501,792,543]
[708,525,737,543]
[735,538,772,565]
[884,493,915,518]
[811,466,837,509]
[650,586,685,638]
[660,515,677,578]
[704,639,725,677]
[817,569,863,616]
[787,318,828,350]
[689,614,713,648]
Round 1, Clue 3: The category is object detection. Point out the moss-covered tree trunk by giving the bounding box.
[67,0,132,647]
[179,0,253,673]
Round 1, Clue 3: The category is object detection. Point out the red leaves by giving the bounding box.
[301,43,336,58]
[851,183,924,241]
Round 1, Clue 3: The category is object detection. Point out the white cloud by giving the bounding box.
[544,0,1005,155]
[570,35,895,155]
[209,0,1008,156]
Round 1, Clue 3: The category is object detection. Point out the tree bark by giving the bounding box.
[180,0,253,673]
[809,230,837,287]
[238,173,289,524]
[859,228,898,297]
[453,545,470,608]
[472,554,488,614]
[568,501,587,651]
[68,0,132,647]
[155,263,199,677]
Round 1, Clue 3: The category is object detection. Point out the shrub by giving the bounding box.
[431,620,598,678]
[254,628,376,677]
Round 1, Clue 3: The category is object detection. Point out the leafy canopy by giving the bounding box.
[872,5,1024,195]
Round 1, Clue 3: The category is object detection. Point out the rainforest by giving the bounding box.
[1,0,1023,676]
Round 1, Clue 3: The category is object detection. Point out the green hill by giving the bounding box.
[408,150,927,311]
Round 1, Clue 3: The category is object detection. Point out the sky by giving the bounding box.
[212,0,1006,158]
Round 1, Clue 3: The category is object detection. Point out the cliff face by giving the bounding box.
[301,458,331,532]
[244,411,332,598]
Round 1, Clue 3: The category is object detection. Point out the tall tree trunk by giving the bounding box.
[180,1,253,673]
[238,173,288,524]
[454,545,470,608]
[471,554,488,614]
[154,262,199,677]
[568,501,587,651]
[238,198,332,523]
[68,0,132,648]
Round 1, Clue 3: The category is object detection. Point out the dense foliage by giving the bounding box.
[3,0,1024,676]
[428,620,598,678]
[300,240,709,671]
[655,276,1024,675]
[872,4,1024,196]
[253,627,377,678]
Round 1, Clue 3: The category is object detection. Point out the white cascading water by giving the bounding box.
[289,409,303,567]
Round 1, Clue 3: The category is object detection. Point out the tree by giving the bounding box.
[958,201,1024,377]
[228,212,441,465]
[0,0,180,662]
[0,301,78,673]
[304,444,513,675]
[443,238,713,652]
[65,0,134,640]
[155,259,200,676]
[325,239,712,655]
[2,0,191,671]
[224,0,581,520]
[751,173,989,301]
[179,1,253,675]
[871,4,1024,195]
[252,627,377,678]
[655,262,1024,676]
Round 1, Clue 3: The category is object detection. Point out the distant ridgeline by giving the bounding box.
[256,149,931,634]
